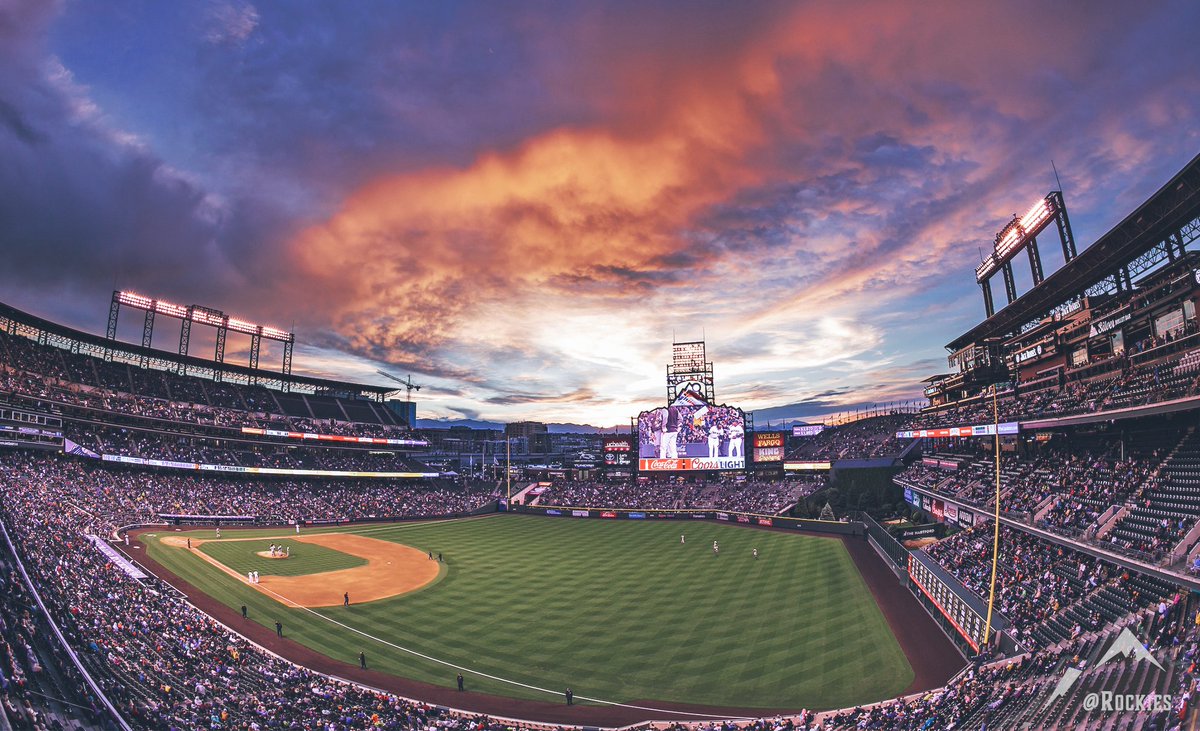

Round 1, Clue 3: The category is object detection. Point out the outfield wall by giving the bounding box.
[505,503,863,536]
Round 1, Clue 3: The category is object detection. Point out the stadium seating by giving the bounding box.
[923,525,1173,651]
[786,414,915,461]
[534,476,825,514]
[1108,430,1200,560]
[0,454,512,730]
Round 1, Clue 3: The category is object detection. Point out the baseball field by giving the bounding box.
[139,514,914,714]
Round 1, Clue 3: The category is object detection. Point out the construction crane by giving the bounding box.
[376,370,422,402]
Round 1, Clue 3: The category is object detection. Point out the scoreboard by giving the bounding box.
[907,550,1006,652]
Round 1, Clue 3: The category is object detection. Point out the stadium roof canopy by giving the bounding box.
[0,300,394,399]
[921,373,954,383]
[948,152,1200,352]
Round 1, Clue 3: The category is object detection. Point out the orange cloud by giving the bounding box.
[280,0,1179,419]
[290,61,782,365]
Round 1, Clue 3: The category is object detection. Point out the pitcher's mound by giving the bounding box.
[255,551,289,559]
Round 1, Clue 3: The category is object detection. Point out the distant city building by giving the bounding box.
[506,421,551,454]
[384,399,417,427]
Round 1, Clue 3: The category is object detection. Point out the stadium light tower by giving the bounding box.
[105,290,295,385]
[975,191,1077,318]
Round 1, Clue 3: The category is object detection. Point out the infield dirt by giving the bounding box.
[161,532,440,607]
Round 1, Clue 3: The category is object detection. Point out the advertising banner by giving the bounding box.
[603,437,635,469]
[783,461,832,471]
[240,427,428,447]
[753,446,784,463]
[754,433,785,448]
[100,454,438,478]
[896,422,1019,439]
[753,432,786,464]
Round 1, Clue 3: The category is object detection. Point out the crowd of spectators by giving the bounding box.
[84,424,433,473]
[1108,513,1193,559]
[0,455,542,730]
[534,477,825,514]
[0,537,113,729]
[2,447,1197,729]
[913,342,1200,430]
[701,477,825,514]
[814,591,1197,729]
[0,329,421,443]
[535,480,702,510]
[1038,449,1159,535]
[816,654,1048,729]
[897,441,1163,543]
[786,415,913,461]
[925,525,1115,648]
[5,454,495,527]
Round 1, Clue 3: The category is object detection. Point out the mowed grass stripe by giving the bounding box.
[199,538,366,577]
[144,515,912,710]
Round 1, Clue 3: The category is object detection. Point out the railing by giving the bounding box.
[1095,505,1129,540]
[1087,505,1120,539]
[1031,494,1057,524]
[1130,329,1200,366]
[1170,519,1200,563]
[856,511,909,569]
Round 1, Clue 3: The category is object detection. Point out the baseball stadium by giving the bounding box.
[4,4,1200,731]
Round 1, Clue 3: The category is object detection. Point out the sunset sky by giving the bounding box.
[2,0,1199,426]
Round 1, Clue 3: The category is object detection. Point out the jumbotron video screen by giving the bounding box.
[637,394,746,471]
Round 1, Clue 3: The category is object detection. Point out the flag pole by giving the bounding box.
[983,388,1002,650]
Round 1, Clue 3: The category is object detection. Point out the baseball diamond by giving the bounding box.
[8,14,1200,727]
[135,514,941,715]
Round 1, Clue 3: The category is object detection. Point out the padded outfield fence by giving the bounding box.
[505,502,864,536]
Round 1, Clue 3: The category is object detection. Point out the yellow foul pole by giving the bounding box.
[506,437,512,503]
[983,387,1002,648]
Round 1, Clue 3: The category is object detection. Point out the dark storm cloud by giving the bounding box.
[2,0,1200,425]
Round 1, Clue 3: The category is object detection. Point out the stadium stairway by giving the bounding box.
[965,617,1176,730]
[1110,430,1200,560]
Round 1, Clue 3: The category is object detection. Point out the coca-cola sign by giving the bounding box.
[638,457,743,471]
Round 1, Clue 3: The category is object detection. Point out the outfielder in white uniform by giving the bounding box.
[729,424,744,458]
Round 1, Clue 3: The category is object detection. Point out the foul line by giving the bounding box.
[249,579,750,720]
[165,514,753,720]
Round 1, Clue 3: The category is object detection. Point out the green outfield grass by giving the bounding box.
[142,515,912,710]
[198,538,366,577]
